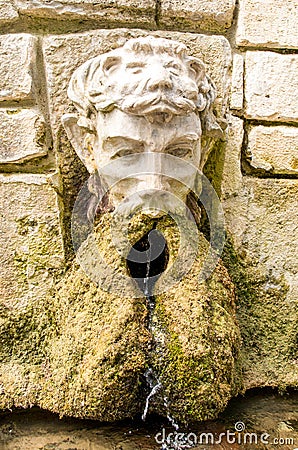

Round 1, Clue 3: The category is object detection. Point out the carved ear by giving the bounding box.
[187,56,206,84]
[62,113,97,174]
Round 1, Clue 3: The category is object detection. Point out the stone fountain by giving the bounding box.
[0,36,241,427]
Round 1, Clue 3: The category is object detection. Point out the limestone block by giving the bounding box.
[43,30,231,132]
[230,54,243,110]
[236,0,298,50]
[246,125,298,175]
[0,174,64,307]
[0,1,18,24]
[159,0,236,33]
[221,115,244,199]
[245,51,298,122]
[225,178,298,278]
[0,109,47,164]
[223,178,298,387]
[0,34,36,102]
[14,0,156,27]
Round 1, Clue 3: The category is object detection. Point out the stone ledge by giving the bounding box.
[159,0,236,33]
[14,0,156,27]
[236,0,298,50]
[0,109,47,164]
[245,51,298,122]
[246,125,298,175]
[0,34,36,102]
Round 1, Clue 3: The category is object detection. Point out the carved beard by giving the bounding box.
[85,173,201,232]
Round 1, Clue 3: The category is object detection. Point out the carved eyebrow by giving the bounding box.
[103,136,144,155]
[126,62,146,69]
[166,134,200,146]
[164,59,182,68]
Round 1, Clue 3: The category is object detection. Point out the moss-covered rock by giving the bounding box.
[0,212,241,423]
[222,237,298,390]
[150,216,241,423]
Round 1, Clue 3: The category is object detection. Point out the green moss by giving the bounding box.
[222,236,298,389]
[146,216,242,424]
[0,212,242,423]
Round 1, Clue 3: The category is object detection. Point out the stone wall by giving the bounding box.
[0,0,297,395]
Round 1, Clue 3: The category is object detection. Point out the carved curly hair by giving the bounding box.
[67,36,222,146]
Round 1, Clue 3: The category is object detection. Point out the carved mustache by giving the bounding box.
[120,93,197,115]
[114,190,186,218]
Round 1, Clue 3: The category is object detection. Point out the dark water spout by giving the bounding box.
[127,226,169,297]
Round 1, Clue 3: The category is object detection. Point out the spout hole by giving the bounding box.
[126,226,169,295]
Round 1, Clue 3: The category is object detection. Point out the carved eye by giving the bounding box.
[112,147,146,160]
[165,62,181,76]
[126,62,145,74]
[165,145,193,158]
[102,56,121,75]
[112,149,135,159]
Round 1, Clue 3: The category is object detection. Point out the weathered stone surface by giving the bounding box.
[153,216,241,423]
[245,51,298,122]
[43,29,231,257]
[223,178,298,388]
[159,0,236,33]
[0,34,36,102]
[246,125,298,175]
[236,0,298,50]
[44,30,231,258]
[14,0,155,27]
[0,174,64,307]
[221,115,244,199]
[0,109,47,164]
[61,35,223,227]
[230,54,243,110]
[0,1,18,24]
[43,30,231,132]
[0,212,241,422]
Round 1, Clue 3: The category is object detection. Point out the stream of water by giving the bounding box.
[140,240,193,450]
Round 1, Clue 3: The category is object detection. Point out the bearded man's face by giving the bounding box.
[93,108,202,218]
[62,37,214,218]
[100,51,201,120]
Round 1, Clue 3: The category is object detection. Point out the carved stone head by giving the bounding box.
[63,36,222,218]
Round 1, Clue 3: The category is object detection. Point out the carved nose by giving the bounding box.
[140,174,167,192]
[140,189,162,199]
[147,70,173,91]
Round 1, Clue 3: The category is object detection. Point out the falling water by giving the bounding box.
[127,229,193,449]
[163,397,179,431]
[140,235,180,434]
[143,243,151,297]
[141,368,162,421]
[141,242,162,422]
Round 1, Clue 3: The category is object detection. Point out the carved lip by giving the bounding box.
[132,99,195,115]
